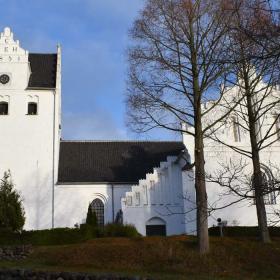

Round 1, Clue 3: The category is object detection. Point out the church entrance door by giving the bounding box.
[146,217,166,236]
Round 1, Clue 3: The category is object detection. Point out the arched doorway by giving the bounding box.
[90,198,104,227]
[146,217,166,236]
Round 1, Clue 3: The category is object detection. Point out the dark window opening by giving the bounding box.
[27,102,38,115]
[146,225,166,236]
[90,198,104,227]
[0,102,8,115]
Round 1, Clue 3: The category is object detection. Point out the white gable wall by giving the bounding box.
[0,28,61,230]
[182,84,280,227]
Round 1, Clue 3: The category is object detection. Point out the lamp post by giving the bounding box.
[217,218,227,237]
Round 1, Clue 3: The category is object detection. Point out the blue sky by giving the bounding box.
[0,0,179,141]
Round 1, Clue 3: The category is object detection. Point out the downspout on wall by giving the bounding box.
[52,44,62,228]
[111,184,115,222]
[52,90,56,228]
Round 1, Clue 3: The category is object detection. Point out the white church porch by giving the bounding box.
[122,155,196,236]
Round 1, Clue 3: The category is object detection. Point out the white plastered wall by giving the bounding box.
[122,156,195,236]
[182,84,280,227]
[0,27,61,230]
[54,184,131,227]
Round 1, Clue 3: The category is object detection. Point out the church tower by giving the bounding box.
[0,27,61,229]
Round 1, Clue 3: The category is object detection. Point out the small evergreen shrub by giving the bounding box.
[0,171,25,231]
[0,227,20,245]
[85,204,98,227]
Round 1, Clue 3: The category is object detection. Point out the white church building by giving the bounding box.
[0,27,279,236]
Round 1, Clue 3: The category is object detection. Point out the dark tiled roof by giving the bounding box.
[28,53,57,89]
[58,141,185,184]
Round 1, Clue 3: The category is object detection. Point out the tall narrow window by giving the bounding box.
[90,198,104,227]
[0,101,8,115]
[150,180,156,205]
[135,192,140,206]
[275,115,280,140]
[126,196,132,206]
[143,185,148,205]
[232,116,241,142]
[27,102,38,115]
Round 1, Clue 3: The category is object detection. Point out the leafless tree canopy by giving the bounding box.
[126,0,237,254]
[126,0,232,135]
[126,0,280,252]
[207,0,280,243]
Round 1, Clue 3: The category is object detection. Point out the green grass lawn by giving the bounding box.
[0,236,280,279]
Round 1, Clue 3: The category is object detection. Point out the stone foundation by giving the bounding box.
[0,269,150,280]
[0,245,33,261]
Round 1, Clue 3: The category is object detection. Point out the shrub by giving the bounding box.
[80,223,103,238]
[0,227,20,245]
[21,228,89,245]
[85,204,98,227]
[102,223,140,238]
[0,224,140,246]
[0,171,25,231]
[0,227,92,246]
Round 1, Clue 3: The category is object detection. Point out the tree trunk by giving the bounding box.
[245,77,271,243]
[195,107,210,254]
[189,18,210,253]
[254,173,271,243]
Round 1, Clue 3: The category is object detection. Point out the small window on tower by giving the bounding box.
[0,101,8,115]
[27,102,38,115]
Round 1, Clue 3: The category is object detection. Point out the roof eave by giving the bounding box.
[56,181,138,186]
[26,87,56,90]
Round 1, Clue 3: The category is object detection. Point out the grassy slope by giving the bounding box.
[0,236,280,280]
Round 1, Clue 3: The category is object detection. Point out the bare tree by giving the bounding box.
[126,0,236,254]
[207,0,280,243]
[233,0,280,71]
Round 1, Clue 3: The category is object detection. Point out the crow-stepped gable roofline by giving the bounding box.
[58,140,186,184]
[0,27,29,63]
[0,27,58,89]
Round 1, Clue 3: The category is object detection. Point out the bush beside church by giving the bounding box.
[0,171,25,232]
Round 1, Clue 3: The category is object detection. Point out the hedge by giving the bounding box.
[0,223,140,246]
[209,226,280,237]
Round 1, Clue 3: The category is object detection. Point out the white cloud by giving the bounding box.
[62,110,128,140]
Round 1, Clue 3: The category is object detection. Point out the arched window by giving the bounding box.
[252,166,276,205]
[90,198,104,227]
[0,101,8,115]
[232,116,241,142]
[27,102,38,115]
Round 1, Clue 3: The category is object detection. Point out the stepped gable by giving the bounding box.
[58,141,185,184]
[28,53,57,89]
